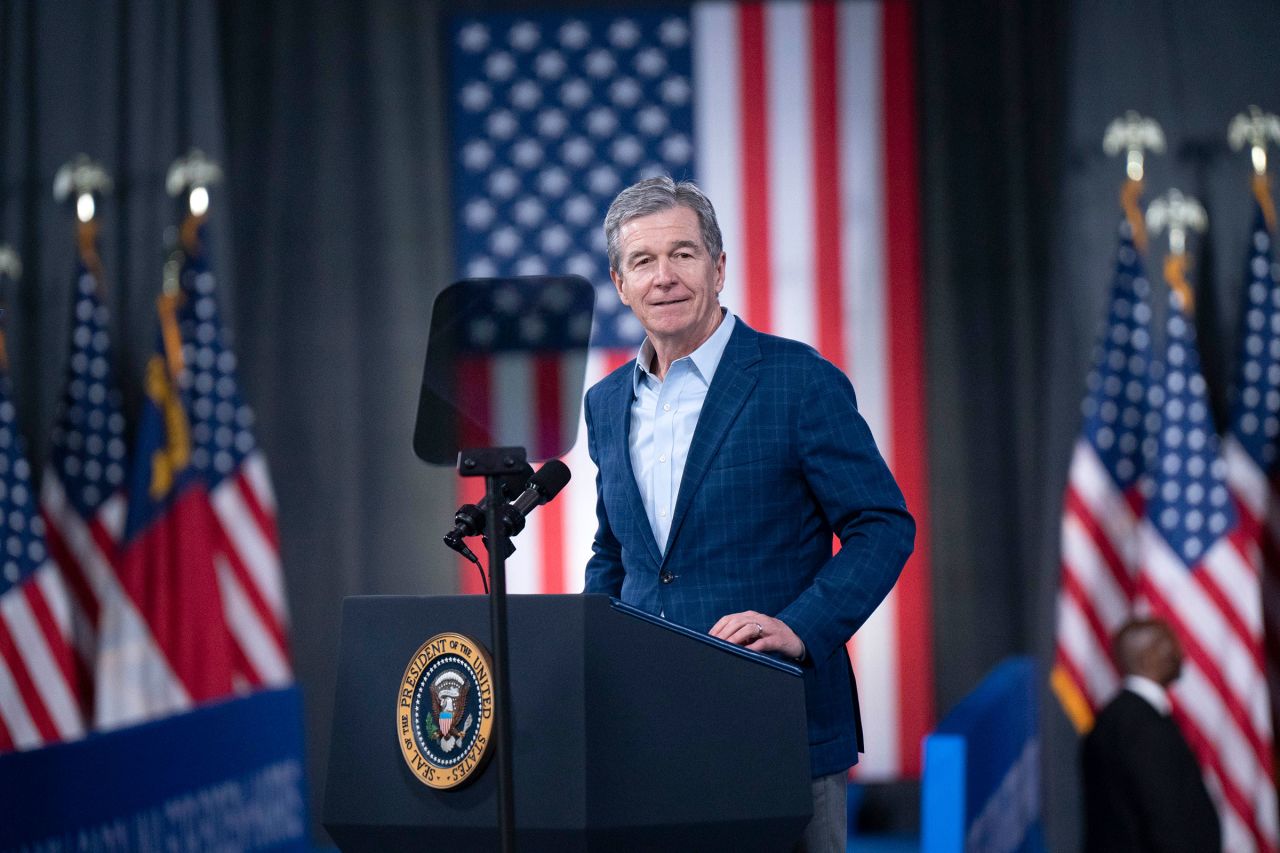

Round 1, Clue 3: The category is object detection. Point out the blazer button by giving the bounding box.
[659,570,675,584]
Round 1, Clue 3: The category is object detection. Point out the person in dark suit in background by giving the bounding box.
[582,176,914,852]
[1081,617,1221,853]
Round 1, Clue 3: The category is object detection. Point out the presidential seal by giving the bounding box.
[397,632,495,789]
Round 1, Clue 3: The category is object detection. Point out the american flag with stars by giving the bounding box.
[0,319,84,751]
[1226,202,1280,753]
[1052,215,1155,731]
[176,231,291,692]
[447,0,932,779]
[1139,271,1276,852]
[39,249,133,726]
[1224,199,1280,852]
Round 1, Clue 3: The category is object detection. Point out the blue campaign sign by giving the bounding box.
[922,657,1045,853]
[0,687,309,852]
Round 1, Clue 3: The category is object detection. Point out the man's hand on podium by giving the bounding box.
[710,611,806,661]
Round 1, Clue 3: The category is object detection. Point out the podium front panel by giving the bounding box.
[323,594,810,851]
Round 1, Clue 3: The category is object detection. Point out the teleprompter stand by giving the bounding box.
[458,445,527,853]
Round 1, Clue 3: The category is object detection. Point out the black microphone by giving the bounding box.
[484,459,572,543]
[442,464,534,549]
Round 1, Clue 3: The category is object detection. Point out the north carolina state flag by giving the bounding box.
[93,298,236,729]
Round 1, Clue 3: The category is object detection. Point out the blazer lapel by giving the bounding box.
[662,323,761,562]
[601,371,664,566]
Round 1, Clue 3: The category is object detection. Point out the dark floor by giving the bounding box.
[848,836,919,853]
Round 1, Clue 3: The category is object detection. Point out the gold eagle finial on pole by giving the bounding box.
[1104,112,1165,252]
[166,149,223,221]
[1229,106,1280,232]
[1147,189,1208,314]
[53,154,112,287]
[53,154,113,224]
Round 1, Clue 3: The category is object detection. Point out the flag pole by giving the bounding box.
[1229,105,1280,232]
[1228,105,1280,793]
[1103,110,1165,254]
[52,154,113,289]
[0,244,17,373]
[1146,189,1208,314]
[161,150,223,379]
[1052,111,1165,735]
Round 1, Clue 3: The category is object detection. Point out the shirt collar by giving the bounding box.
[1122,674,1172,715]
[632,309,736,394]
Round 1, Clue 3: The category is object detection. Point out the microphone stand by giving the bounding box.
[457,446,525,853]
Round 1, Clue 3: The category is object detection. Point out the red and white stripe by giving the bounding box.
[210,452,292,688]
[458,350,616,596]
[0,559,84,751]
[1227,434,1280,756]
[691,0,931,780]
[1223,434,1280,852]
[1053,441,1142,719]
[39,473,125,700]
[38,472,191,729]
[1056,412,1279,850]
[1058,443,1279,850]
[98,471,240,730]
[38,471,119,691]
[1136,520,1278,853]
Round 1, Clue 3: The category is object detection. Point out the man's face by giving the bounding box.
[611,205,725,352]
[1149,626,1184,686]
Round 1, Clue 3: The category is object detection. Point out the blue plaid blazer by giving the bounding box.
[584,320,915,777]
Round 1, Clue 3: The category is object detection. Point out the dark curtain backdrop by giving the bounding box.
[5,0,1280,849]
[919,0,1072,845]
[216,0,460,836]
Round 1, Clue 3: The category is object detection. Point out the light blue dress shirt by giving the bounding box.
[630,310,736,552]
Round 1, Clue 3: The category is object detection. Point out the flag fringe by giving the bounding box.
[1050,663,1095,733]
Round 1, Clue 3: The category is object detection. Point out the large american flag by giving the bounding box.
[447,0,932,778]
[39,243,132,726]
[1052,213,1153,729]
[1224,198,1280,852]
[0,328,84,751]
[1140,275,1276,852]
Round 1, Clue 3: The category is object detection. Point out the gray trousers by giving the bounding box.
[793,771,847,853]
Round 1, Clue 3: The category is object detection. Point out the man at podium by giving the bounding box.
[583,176,915,852]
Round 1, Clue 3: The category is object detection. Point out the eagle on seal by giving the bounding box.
[430,669,472,751]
